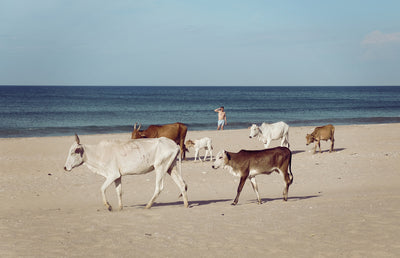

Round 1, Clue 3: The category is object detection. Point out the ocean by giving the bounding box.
[1,86,399,138]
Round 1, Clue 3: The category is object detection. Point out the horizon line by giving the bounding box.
[1,84,400,87]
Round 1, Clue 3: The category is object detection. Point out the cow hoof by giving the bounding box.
[231,202,237,206]
[107,206,113,211]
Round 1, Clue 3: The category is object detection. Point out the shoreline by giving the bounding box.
[1,123,399,257]
[1,121,400,140]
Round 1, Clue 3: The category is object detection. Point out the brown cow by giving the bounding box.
[212,147,294,205]
[306,124,335,154]
[132,122,188,160]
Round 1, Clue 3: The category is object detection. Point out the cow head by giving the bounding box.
[64,134,85,171]
[249,124,259,138]
[305,134,315,145]
[131,123,143,139]
[185,139,195,148]
[212,150,229,169]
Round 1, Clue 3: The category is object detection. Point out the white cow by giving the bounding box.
[185,137,213,162]
[249,121,290,149]
[64,134,189,211]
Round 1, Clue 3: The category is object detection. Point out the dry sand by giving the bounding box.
[1,123,399,257]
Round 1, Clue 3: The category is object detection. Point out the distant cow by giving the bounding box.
[132,122,188,160]
[306,124,335,154]
[185,137,213,162]
[64,134,189,211]
[212,147,294,205]
[249,121,290,149]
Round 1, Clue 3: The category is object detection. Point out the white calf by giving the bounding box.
[249,121,290,149]
[185,137,213,162]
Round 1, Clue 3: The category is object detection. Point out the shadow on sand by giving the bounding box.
[259,194,320,204]
[291,150,306,155]
[309,148,346,154]
[183,157,214,162]
[130,194,321,209]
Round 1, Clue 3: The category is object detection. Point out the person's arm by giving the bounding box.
[214,108,221,112]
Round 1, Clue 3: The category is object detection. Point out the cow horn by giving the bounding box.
[133,122,137,130]
[75,133,80,144]
[138,124,141,131]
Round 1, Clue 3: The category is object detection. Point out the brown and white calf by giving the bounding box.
[212,147,294,205]
[306,124,335,153]
[185,137,213,162]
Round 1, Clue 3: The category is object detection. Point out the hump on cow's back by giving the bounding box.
[159,137,179,148]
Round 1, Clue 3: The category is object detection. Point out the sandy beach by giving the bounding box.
[1,123,399,257]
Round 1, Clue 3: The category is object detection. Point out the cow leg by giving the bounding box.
[313,142,318,154]
[114,177,123,210]
[180,141,186,160]
[282,173,290,202]
[101,176,119,211]
[318,140,322,153]
[232,176,247,205]
[330,139,335,152]
[145,167,166,209]
[249,177,262,204]
[283,182,290,201]
[194,149,199,162]
[285,133,290,148]
[263,139,271,149]
[280,137,286,148]
[203,148,209,162]
[169,168,189,208]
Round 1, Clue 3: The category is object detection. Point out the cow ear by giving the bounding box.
[75,147,84,157]
[225,151,231,160]
[75,134,80,144]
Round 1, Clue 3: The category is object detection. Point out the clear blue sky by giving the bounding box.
[1,0,399,86]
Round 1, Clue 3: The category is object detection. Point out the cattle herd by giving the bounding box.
[64,122,335,211]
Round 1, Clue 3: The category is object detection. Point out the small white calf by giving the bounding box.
[249,121,290,149]
[185,137,213,162]
[64,135,189,211]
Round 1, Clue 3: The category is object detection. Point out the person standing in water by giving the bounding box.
[214,106,227,130]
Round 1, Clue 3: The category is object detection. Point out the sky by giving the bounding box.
[1,0,400,86]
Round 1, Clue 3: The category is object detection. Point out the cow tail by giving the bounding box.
[288,151,294,185]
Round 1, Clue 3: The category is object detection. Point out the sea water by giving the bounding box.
[0,86,399,138]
